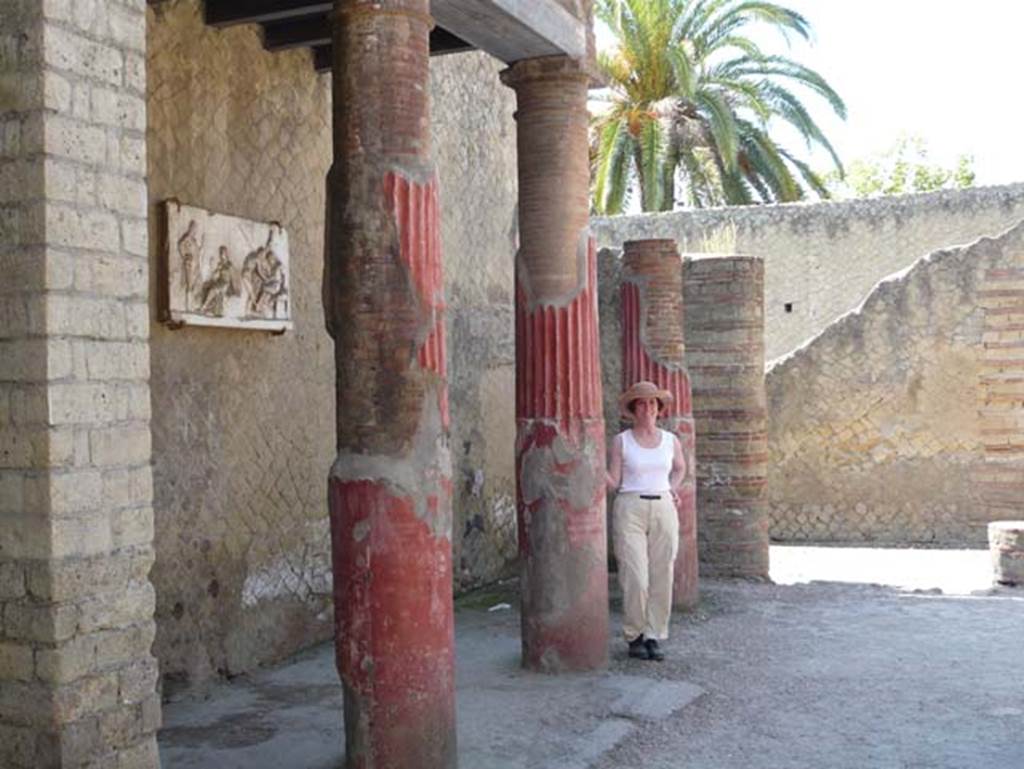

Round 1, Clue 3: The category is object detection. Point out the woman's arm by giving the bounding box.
[669,435,687,496]
[606,433,623,492]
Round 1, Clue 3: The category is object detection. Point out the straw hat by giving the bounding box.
[619,380,672,419]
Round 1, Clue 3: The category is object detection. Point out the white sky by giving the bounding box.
[595,1,1024,186]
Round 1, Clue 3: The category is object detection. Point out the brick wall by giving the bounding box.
[0,1,160,766]
[768,225,1024,546]
[593,185,1024,360]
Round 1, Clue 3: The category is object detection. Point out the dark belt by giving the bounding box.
[639,494,661,500]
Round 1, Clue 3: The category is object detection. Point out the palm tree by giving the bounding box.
[591,0,846,213]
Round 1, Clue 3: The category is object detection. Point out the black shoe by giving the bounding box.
[644,638,665,661]
[627,635,647,659]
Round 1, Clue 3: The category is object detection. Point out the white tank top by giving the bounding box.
[619,429,673,494]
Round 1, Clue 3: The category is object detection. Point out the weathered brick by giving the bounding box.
[102,465,151,508]
[49,468,103,513]
[89,424,150,466]
[0,424,49,468]
[0,722,35,767]
[106,4,145,54]
[48,382,126,425]
[46,248,76,290]
[0,640,35,681]
[122,302,148,340]
[77,582,153,635]
[115,735,159,769]
[79,340,149,380]
[123,52,144,94]
[117,658,157,705]
[0,339,47,382]
[43,25,123,86]
[109,506,153,548]
[117,135,145,177]
[45,204,119,252]
[34,633,96,683]
[0,511,51,560]
[120,216,146,256]
[51,671,119,722]
[48,339,73,380]
[26,546,152,602]
[4,599,79,643]
[96,172,146,218]
[50,511,113,557]
[98,702,145,749]
[0,678,52,727]
[0,560,26,599]
[59,715,103,764]
[92,622,154,670]
[43,113,106,165]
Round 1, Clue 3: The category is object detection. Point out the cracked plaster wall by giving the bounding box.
[593,185,1024,362]
[147,0,518,686]
[767,222,1024,546]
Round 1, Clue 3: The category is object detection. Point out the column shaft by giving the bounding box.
[683,256,769,579]
[501,57,609,672]
[621,240,699,609]
[325,2,456,767]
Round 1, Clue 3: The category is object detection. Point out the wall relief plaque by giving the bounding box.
[162,201,292,332]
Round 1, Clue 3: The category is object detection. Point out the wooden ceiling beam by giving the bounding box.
[263,13,330,51]
[205,0,331,28]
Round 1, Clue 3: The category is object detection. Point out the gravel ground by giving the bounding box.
[161,547,1024,769]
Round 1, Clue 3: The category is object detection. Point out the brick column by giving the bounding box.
[977,265,1024,525]
[500,56,608,672]
[324,2,456,767]
[0,2,160,767]
[683,256,769,579]
[621,240,698,609]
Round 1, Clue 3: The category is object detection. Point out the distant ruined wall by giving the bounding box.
[593,185,1024,361]
[767,222,1024,546]
[147,0,518,686]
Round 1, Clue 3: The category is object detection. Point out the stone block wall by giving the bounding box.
[592,185,1024,361]
[147,0,335,687]
[1,1,160,766]
[145,0,519,686]
[767,222,1024,546]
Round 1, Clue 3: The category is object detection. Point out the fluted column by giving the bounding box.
[324,2,456,766]
[500,56,608,672]
[621,240,699,608]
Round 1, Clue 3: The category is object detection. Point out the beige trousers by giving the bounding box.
[613,492,679,641]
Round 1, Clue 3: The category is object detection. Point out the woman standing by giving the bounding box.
[606,381,687,661]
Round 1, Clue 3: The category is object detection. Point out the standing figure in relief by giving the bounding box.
[241,246,267,315]
[256,247,287,318]
[198,245,239,316]
[178,219,203,310]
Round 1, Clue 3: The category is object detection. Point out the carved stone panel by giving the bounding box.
[163,201,292,331]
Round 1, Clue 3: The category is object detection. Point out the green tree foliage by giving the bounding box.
[824,136,976,199]
[591,0,846,214]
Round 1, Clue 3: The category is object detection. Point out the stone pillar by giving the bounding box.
[683,256,769,579]
[989,522,1024,586]
[621,240,698,609]
[324,2,456,767]
[500,56,608,672]
[0,2,160,767]
[977,265,1024,531]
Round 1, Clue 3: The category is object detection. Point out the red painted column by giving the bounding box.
[324,2,455,767]
[500,57,609,672]
[621,240,699,609]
